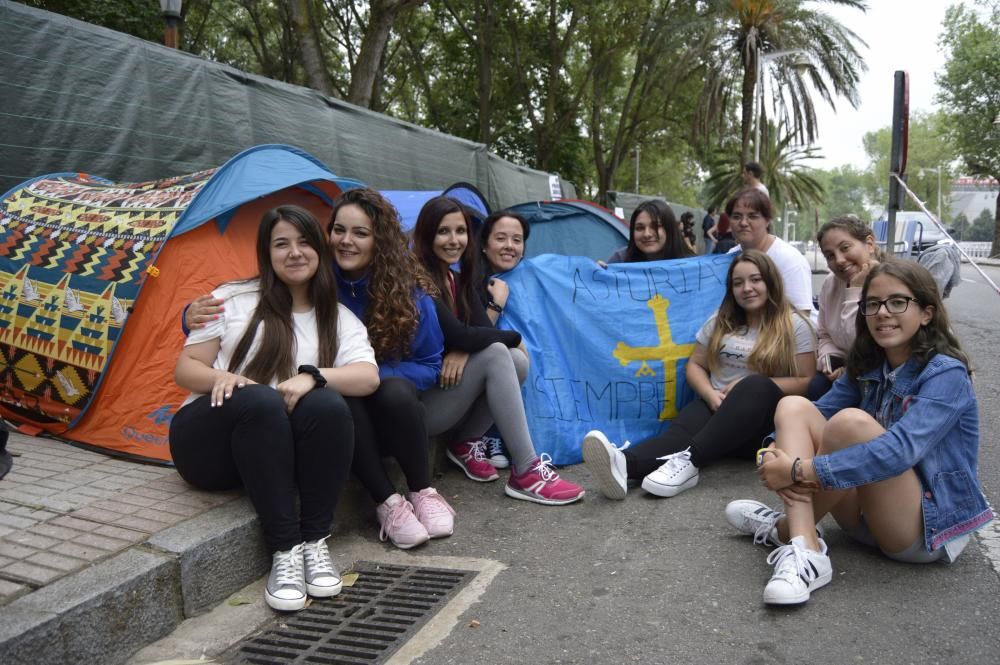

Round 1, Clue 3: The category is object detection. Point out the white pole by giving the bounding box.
[937,165,942,222]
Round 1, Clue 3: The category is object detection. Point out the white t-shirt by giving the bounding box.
[182,280,376,405]
[729,236,814,313]
[695,312,815,391]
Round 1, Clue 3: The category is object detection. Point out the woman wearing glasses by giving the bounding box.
[726,188,814,314]
[726,259,990,605]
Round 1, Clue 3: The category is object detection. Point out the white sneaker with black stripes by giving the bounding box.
[762,536,832,605]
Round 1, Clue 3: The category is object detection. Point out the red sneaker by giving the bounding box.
[447,439,500,482]
[505,454,585,505]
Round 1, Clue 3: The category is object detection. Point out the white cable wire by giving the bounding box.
[890,173,1000,297]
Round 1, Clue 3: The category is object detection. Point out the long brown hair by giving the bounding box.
[816,215,884,261]
[329,188,439,360]
[707,250,807,378]
[412,195,481,322]
[625,199,695,262]
[848,259,970,378]
[228,205,339,383]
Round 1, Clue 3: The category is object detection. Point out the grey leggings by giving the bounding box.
[421,343,535,471]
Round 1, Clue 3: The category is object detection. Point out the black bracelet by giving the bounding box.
[791,457,802,485]
[487,300,503,314]
[297,364,327,389]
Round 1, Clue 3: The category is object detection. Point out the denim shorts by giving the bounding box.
[845,516,970,564]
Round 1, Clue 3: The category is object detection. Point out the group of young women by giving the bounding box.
[171,189,581,611]
[584,186,990,605]
[170,184,989,612]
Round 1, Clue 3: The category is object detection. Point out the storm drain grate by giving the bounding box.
[228,561,474,665]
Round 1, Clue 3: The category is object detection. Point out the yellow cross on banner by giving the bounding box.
[612,295,695,420]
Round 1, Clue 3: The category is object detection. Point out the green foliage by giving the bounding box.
[966,209,996,242]
[861,111,957,216]
[23,0,162,42]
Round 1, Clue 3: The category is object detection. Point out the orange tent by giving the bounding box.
[0,145,360,463]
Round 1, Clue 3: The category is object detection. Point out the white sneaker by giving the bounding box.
[763,535,832,605]
[303,536,342,598]
[581,430,629,500]
[725,499,825,547]
[641,448,698,497]
[265,543,306,611]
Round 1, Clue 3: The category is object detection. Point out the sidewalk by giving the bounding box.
[0,430,267,665]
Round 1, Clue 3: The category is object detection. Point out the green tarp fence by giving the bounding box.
[0,1,575,208]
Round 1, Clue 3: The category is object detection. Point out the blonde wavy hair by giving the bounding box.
[707,250,809,378]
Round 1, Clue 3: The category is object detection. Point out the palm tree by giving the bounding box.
[703,121,824,212]
[697,0,868,164]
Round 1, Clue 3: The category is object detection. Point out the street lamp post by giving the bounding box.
[919,165,944,221]
[754,49,811,162]
[160,0,182,49]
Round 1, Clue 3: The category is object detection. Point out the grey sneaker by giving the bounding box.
[582,430,629,500]
[303,536,342,597]
[265,543,306,611]
[724,499,825,547]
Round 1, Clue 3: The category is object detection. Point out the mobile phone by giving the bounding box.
[822,355,845,373]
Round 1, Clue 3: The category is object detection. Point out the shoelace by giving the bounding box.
[766,541,819,585]
[470,439,489,462]
[752,507,784,546]
[654,447,692,477]
[304,536,336,576]
[379,499,416,542]
[531,453,559,482]
[483,436,505,457]
[273,543,305,587]
[419,490,456,517]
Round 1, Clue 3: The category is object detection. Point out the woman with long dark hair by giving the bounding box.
[170,205,378,612]
[606,199,695,264]
[327,188,454,550]
[412,196,584,505]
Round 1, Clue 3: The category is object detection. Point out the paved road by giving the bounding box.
[135,264,1000,665]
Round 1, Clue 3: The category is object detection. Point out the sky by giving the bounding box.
[810,0,956,170]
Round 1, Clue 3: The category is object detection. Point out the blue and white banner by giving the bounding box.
[499,253,734,464]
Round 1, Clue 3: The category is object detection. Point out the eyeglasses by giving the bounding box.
[730,213,763,223]
[859,296,920,317]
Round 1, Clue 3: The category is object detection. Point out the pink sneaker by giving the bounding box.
[407,487,456,538]
[505,454,585,505]
[447,439,500,482]
[375,494,429,549]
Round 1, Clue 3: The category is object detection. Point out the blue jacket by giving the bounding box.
[336,269,443,392]
[812,354,992,552]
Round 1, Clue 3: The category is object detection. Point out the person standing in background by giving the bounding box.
[702,206,718,254]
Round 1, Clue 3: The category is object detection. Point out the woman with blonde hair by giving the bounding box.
[583,250,815,499]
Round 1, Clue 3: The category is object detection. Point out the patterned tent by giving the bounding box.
[0,145,360,462]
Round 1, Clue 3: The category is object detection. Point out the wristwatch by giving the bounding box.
[297,365,327,389]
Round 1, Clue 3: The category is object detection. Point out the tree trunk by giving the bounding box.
[349,0,423,108]
[475,0,496,147]
[284,0,331,96]
[740,50,757,165]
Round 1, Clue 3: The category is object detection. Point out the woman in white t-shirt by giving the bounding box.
[170,205,379,613]
[583,250,816,500]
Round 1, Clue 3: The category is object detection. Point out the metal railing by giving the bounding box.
[957,242,993,259]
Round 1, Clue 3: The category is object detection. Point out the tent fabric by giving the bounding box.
[0,145,351,462]
[508,200,629,260]
[0,1,569,211]
[381,183,491,233]
[607,191,705,227]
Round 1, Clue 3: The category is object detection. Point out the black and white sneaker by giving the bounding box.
[763,536,832,605]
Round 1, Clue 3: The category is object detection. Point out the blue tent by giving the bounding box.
[507,200,629,260]
[382,182,491,232]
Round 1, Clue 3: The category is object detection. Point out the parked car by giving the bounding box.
[872,211,954,258]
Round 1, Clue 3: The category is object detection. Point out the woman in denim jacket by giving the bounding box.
[726,259,991,605]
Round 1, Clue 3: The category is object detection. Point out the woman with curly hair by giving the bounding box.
[327,188,453,550]
[412,196,585,505]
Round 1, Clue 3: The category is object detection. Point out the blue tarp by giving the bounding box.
[498,253,734,464]
[383,182,491,232]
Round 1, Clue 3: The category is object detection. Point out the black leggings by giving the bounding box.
[347,377,432,504]
[169,384,354,553]
[624,374,784,478]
